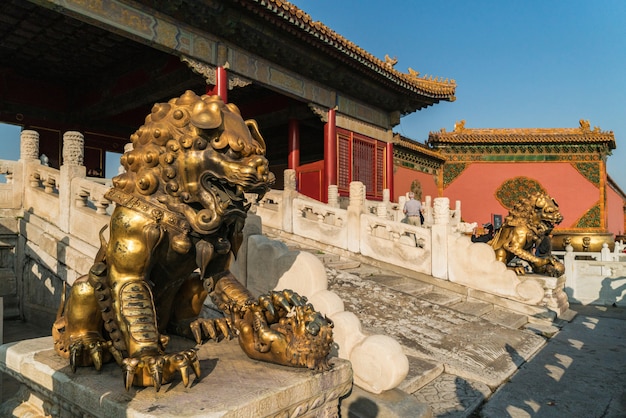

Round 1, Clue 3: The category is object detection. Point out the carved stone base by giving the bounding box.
[0,337,352,418]
[532,274,570,316]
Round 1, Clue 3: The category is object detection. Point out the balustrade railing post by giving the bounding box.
[347,181,364,253]
[328,185,339,208]
[59,131,86,233]
[397,195,407,223]
[20,130,39,161]
[282,169,296,233]
[601,243,612,276]
[11,130,41,209]
[424,196,433,226]
[431,197,450,280]
[563,244,576,299]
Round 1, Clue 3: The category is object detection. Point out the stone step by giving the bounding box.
[366,274,433,296]
[522,321,560,338]
[311,252,342,264]
[325,260,361,270]
[417,289,464,306]
[327,269,546,390]
[398,355,444,394]
[449,299,494,317]
[481,308,529,329]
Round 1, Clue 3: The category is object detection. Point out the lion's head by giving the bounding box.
[504,191,563,235]
[113,91,273,236]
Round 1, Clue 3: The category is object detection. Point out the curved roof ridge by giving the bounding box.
[260,0,456,99]
[427,120,616,149]
[393,134,446,161]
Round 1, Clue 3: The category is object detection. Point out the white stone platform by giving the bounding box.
[0,336,352,417]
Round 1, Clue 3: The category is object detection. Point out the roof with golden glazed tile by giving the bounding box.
[427,119,616,149]
[393,134,446,161]
[248,0,457,101]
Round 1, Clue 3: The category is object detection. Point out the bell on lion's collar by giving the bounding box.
[171,233,192,254]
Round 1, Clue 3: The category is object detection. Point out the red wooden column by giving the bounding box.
[288,118,300,169]
[206,66,228,103]
[386,141,394,201]
[324,108,337,202]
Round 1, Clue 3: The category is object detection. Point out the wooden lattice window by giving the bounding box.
[338,131,351,190]
[337,128,386,200]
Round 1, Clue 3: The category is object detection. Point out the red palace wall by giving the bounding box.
[394,166,439,201]
[607,185,626,236]
[443,162,600,230]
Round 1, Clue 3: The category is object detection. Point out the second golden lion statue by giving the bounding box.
[52,91,333,390]
[489,191,565,277]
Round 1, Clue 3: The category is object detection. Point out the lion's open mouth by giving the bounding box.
[200,170,273,213]
[200,175,267,212]
[201,173,248,213]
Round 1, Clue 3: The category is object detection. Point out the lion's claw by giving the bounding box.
[190,317,233,344]
[121,349,200,391]
[68,337,115,372]
[123,357,140,391]
[166,350,200,388]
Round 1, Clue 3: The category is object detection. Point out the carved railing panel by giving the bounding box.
[293,198,349,249]
[23,163,60,224]
[360,213,432,275]
[29,165,59,195]
[70,177,113,244]
[0,159,16,184]
[255,189,283,229]
[73,178,112,215]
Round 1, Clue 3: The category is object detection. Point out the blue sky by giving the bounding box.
[2,1,625,188]
[291,0,626,189]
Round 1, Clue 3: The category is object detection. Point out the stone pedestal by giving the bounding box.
[533,274,570,316]
[0,337,352,418]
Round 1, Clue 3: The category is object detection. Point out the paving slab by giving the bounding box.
[412,373,491,418]
[326,260,362,270]
[481,308,528,329]
[449,300,494,317]
[368,274,434,296]
[482,312,626,418]
[417,290,464,306]
[327,269,546,389]
[398,355,445,394]
[522,322,560,338]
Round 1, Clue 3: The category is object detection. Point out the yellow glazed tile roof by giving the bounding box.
[260,0,457,100]
[393,134,445,161]
[428,120,616,149]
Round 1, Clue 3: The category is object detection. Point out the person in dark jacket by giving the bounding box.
[472,223,494,243]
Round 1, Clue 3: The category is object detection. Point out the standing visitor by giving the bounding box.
[403,192,422,226]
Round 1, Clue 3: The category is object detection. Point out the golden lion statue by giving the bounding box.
[489,191,565,277]
[52,91,333,391]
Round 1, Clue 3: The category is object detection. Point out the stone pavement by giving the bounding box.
[481,304,626,418]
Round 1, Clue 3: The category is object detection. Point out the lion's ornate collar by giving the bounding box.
[105,188,190,236]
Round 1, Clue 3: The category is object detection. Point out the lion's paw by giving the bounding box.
[67,334,122,372]
[122,349,200,391]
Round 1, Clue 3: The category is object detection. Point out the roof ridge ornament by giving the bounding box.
[579,119,591,132]
[384,54,398,69]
